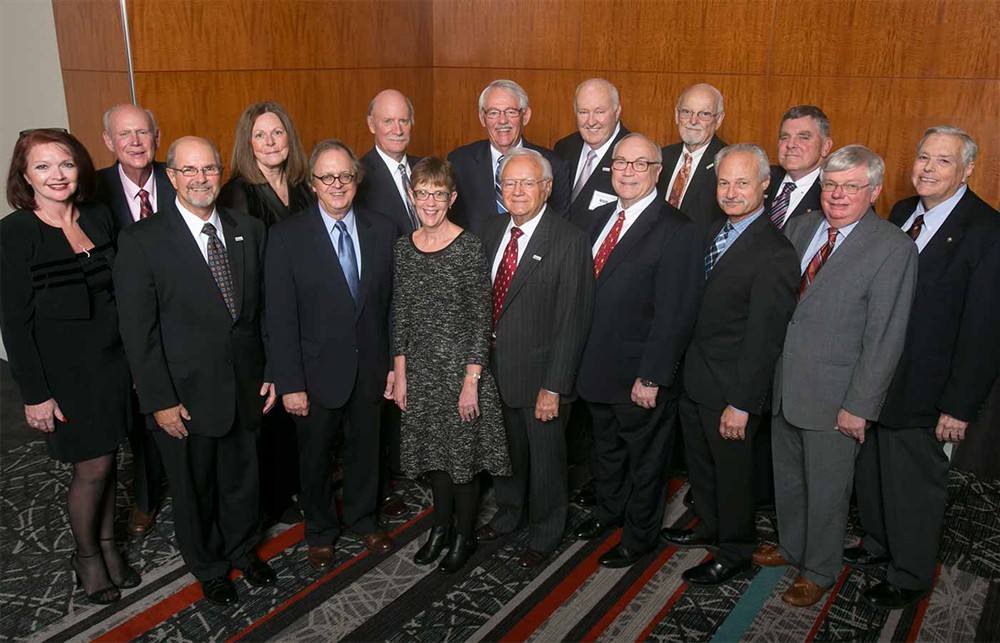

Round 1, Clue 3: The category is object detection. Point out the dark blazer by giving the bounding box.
[879,189,1000,427]
[553,125,631,230]
[265,204,395,409]
[447,139,571,236]
[576,198,703,404]
[114,202,268,437]
[483,211,595,407]
[356,148,422,238]
[217,175,314,228]
[763,166,823,227]
[95,161,175,232]
[684,214,799,414]
[657,135,727,235]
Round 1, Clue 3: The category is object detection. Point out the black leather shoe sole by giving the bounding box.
[683,560,753,586]
[202,578,239,605]
[660,528,719,550]
[862,582,930,609]
[242,560,277,587]
[598,545,650,569]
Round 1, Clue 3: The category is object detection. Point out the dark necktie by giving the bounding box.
[137,188,153,220]
[572,149,597,202]
[334,220,361,306]
[769,182,796,229]
[705,222,734,277]
[492,226,523,329]
[202,223,236,319]
[593,210,626,278]
[398,163,420,231]
[495,156,508,214]
[667,153,692,207]
[799,227,838,298]
[906,214,924,241]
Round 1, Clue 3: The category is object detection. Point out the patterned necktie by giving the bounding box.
[906,214,924,241]
[769,182,796,229]
[202,223,236,319]
[334,220,361,306]
[572,149,598,202]
[137,188,153,219]
[398,163,420,231]
[704,222,734,277]
[593,210,626,278]
[799,227,838,298]
[495,156,508,214]
[667,153,692,207]
[492,226,523,329]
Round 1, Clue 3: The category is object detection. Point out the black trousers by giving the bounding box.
[588,394,677,551]
[130,393,165,513]
[679,394,761,566]
[259,406,299,519]
[294,388,381,546]
[154,422,260,581]
[379,401,402,497]
[753,414,776,506]
[855,423,949,591]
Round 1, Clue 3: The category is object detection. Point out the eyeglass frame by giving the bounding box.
[676,108,720,122]
[499,177,550,191]
[312,172,357,186]
[482,108,524,121]
[168,165,223,177]
[819,180,872,195]
[412,188,453,202]
[610,158,662,173]
[19,127,70,138]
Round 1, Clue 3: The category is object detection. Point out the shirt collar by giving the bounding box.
[491,139,524,170]
[782,166,822,191]
[586,122,621,158]
[729,207,765,234]
[374,145,408,175]
[118,162,155,199]
[319,202,357,237]
[615,189,659,219]
[175,197,221,237]
[915,183,967,220]
[505,205,546,237]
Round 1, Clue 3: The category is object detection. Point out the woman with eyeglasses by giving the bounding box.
[1,129,138,604]
[387,157,510,573]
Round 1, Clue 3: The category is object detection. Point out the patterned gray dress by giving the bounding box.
[393,231,511,484]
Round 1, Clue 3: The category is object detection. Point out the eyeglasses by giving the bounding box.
[611,159,662,173]
[483,108,523,120]
[500,178,548,190]
[820,180,871,195]
[169,165,222,177]
[677,108,719,122]
[313,172,356,186]
[19,127,69,137]
[413,189,452,202]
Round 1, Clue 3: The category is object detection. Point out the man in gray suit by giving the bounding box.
[752,145,918,607]
[476,148,595,568]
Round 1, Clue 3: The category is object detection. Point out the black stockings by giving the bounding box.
[428,470,480,537]
[68,451,124,590]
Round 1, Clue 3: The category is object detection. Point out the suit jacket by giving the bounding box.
[657,135,727,235]
[576,198,703,404]
[483,211,595,408]
[553,125,631,230]
[114,202,268,437]
[265,204,395,409]
[879,190,1000,427]
[356,148,423,238]
[763,165,823,227]
[684,214,800,414]
[775,209,918,430]
[95,161,175,232]
[447,139,571,236]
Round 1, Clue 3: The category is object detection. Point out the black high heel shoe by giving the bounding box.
[414,526,452,565]
[438,533,477,574]
[100,538,141,589]
[71,552,121,605]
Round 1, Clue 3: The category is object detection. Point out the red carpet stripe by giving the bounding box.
[804,567,851,643]
[634,561,701,643]
[905,563,941,643]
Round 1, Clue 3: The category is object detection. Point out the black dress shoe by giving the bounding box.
[862,581,930,609]
[572,481,597,507]
[475,524,505,542]
[683,488,695,508]
[660,527,718,550]
[241,558,277,587]
[843,546,890,568]
[682,559,753,586]
[380,493,409,518]
[598,544,650,568]
[202,576,239,605]
[414,526,451,565]
[575,517,614,540]
[518,549,551,569]
[439,533,477,574]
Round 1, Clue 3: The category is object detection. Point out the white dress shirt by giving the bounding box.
[592,190,659,256]
[573,122,621,186]
[175,198,226,263]
[491,206,547,281]
[900,184,967,253]
[119,163,158,223]
[664,143,711,204]
[374,145,411,206]
[799,217,862,273]
[491,139,524,178]
[775,166,822,226]
[320,204,363,276]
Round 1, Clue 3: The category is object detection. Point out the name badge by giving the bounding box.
[589,190,617,210]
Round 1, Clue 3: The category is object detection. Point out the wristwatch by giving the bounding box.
[640,378,657,388]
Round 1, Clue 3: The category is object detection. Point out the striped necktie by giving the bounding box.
[704,222,734,277]
[769,182,796,228]
[495,156,507,214]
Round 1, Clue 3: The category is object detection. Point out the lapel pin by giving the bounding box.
[235,236,244,241]
[601,167,610,172]
[705,163,714,170]
[947,237,953,243]
[532,255,542,261]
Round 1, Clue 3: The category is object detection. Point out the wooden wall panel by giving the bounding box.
[60,71,133,169]
[52,0,128,72]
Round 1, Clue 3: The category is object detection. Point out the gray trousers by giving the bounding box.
[772,410,859,587]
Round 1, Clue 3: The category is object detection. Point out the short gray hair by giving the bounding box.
[499,147,553,181]
[715,144,770,182]
[918,126,978,166]
[103,104,158,135]
[780,105,830,139]
[479,79,529,112]
[677,83,724,115]
[165,136,222,168]
[612,133,663,163]
[821,145,885,187]
[574,78,620,111]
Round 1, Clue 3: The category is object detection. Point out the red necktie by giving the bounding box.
[593,210,626,278]
[492,226,523,329]
[906,214,924,241]
[137,188,153,219]
[667,153,692,207]
[799,227,838,298]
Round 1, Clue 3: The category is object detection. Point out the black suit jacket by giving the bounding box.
[447,139,571,236]
[657,136,727,236]
[265,204,395,409]
[684,214,799,414]
[553,125,631,230]
[483,211,595,408]
[95,161,175,232]
[114,203,268,437]
[763,166,823,228]
[576,198,703,404]
[879,189,1000,426]
[356,148,423,238]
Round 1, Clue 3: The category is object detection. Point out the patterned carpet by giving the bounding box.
[1,439,998,642]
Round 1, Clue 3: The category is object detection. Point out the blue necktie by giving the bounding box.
[705,222,734,277]
[334,220,361,305]
[495,155,508,214]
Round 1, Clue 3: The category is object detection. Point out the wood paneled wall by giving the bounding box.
[54,0,999,208]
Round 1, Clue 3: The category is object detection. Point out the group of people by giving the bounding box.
[2,77,997,613]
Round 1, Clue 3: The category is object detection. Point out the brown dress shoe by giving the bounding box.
[380,493,408,518]
[518,549,551,569]
[361,529,395,554]
[307,545,335,572]
[128,504,158,537]
[752,544,790,567]
[782,576,829,607]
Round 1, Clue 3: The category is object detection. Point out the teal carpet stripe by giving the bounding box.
[710,566,786,642]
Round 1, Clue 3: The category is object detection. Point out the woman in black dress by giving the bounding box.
[1,129,138,604]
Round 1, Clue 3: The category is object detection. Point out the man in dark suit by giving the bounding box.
[661,144,799,585]
[95,104,175,537]
[763,106,833,230]
[475,148,594,568]
[657,83,728,235]
[447,79,571,235]
[265,139,397,573]
[115,136,277,606]
[573,133,703,568]
[848,127,1000,609]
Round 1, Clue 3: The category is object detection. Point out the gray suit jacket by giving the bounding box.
[774,209,918,430]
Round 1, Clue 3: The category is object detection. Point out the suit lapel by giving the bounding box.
[219,208,244,320]
[706,215,762,286]
[565,135,584,184]
[595,200,660,287]
[354,211,375,319]
[377,156,408,213]
[307,205,355,309]
[788,178,822,220]
[499,214,550,319]
[153,163,175,214]
[799,210,878,303]
[107,165,132,229]
[475,141,494,202]
[919,192,971,266]
[163,205,232,319]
